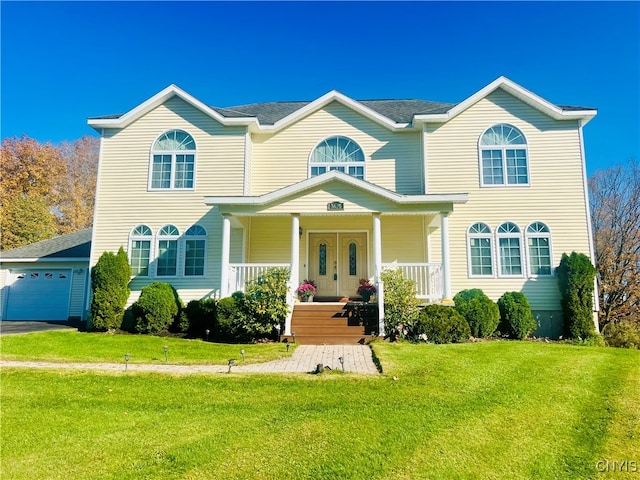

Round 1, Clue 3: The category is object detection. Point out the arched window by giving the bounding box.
[129,225,153,276]
[156,225,180,276]
[526,222,552,276]
[184,225,207,277]
[150,130,196,190]
[309,136,365,180]
[479,124,528,186]
[467,222,493,277]
[497,222,523,277]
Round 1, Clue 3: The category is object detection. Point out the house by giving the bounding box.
[1,77,598,339]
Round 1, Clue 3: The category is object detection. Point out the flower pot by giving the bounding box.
[302,295,314,302]
[360,292,371,303]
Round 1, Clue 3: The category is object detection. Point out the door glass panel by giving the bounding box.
[349,242,357,275]
[319,243,327,276]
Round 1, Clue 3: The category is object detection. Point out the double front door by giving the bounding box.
[308,232,367,298]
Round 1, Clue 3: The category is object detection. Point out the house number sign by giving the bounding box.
[327,201,344,211]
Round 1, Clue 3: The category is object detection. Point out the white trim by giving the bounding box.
[525,221,554,278]
[183,225,208,278]
[466,222,495,278]
[128,224,154,277]
[308,136,366,180]
[243,131,251,195]
[478,124,530,187]
[414,77,597,125]
[148,130,197,191]
[205,170,468,207]
[495,222,525,278]
[422,124,428,194]
[0,257,89,263]
[155,225,181,278]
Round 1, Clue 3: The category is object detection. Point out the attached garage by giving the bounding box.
[1,229,91,322]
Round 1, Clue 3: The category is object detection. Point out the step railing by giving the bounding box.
[227,263,290,294]
[380,262,443,301]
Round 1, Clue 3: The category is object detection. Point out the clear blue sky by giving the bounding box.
[1,1,638,175]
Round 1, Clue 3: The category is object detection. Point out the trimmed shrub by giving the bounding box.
[557,252,597,339]
[132,282,181,334]
[453,289,500,338]
[497,291,537,339]
[90,247,131,331]
[416,304,470,344]
[602,322,640,349]
[184,298,217,337]
[380,268,421,340]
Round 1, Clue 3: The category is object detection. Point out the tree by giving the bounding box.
[0,195,57,250]
[90,247,131,331]
[589,160,640,324]
[557,252,597,339]
[58,136,99,234]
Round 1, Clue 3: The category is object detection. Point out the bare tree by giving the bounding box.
[589,160,640,324]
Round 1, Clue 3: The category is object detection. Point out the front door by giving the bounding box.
[309,233,367,297]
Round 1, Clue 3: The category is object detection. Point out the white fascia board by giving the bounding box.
[0,258,90,264]
[259,90,409,133]
[204,170,468,206]
[88,85,258,130]
[414,76,596,124]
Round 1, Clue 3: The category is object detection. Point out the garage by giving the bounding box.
[5,269,73,321]
[1,229,91,322]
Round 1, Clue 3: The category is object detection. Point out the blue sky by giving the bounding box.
[1,1,638,175]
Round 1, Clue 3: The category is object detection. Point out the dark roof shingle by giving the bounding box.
[0,229,92,260]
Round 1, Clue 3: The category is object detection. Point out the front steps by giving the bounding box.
[284,302,375,345]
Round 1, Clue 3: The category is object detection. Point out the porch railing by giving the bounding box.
[381,262,443,301]
[227,263,291,294]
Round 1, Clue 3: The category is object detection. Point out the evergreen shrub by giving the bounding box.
[90,247,131,331]
[557,252,597,339]
[453,289,500,338]
[497,291,537,339]
[417,304,470,344]
[132,282,181,334]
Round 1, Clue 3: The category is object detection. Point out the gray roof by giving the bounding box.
[0,229,92,260]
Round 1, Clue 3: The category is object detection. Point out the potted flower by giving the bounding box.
[296,279,317,302]
[357,278,377,302]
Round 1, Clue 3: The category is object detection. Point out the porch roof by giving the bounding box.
[204,171,468,215]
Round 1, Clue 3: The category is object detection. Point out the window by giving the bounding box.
[156,225,180,276]
[468,223,493,277]
[129,225,153,276]
[497,222,523,276]
[526,222,552,276]
[310,136,365,180]
[150,130,196,190]
[480,124,528,186]
[184,225,206,276]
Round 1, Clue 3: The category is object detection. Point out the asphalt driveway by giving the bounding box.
[0,321,78,336]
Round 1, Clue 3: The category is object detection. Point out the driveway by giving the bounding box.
[0,321,78,336]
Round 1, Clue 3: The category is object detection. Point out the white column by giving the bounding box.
[286,214,300,337]
[373,213,382,282]
[440,211,453,303]
[220,214,231,298]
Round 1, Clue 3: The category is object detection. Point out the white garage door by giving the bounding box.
[5,269,72,321]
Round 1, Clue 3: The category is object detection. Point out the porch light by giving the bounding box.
[240,349,245,362]
[124,353,130,371]
[164,345,169,363]
[338,356,345,372]
[205,329,210,341]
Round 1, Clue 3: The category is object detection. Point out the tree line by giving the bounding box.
[0,136,637,327]
[0,135,99,250]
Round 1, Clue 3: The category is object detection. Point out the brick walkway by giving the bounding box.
[0,345,379,375]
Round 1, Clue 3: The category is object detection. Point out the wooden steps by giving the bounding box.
[284,302,375,345]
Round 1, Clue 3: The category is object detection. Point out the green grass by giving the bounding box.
[1,340,638,479]
[0,330,295,365]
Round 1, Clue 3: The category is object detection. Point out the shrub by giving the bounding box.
[416,304,470,344]
[90,247,131,331]
[497,292,538,339]
[132,282,181,334]
[184,298,217,337]
[557,252,597,339]
[453,289,500,338]
[380,268,421,340]
[602,322,640,349]
[216,295,251,343]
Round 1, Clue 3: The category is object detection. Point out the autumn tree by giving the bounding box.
[0,195,57,250]
[589,160,640,324]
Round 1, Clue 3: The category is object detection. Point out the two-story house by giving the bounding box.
[0,77,597,339]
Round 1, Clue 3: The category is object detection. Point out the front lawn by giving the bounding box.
[1,340,638,479]
[0,330,295,365]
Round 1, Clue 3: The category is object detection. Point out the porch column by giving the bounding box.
[286,214,300,336]
[440,211,453,303]
[220,214,231,298]
[372,212,385,336]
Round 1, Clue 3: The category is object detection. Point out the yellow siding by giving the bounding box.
[426,89,590,310]
[381,216,426,263]
[251,102,422,195]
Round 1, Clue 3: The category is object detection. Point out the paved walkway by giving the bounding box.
[0,345,379,375]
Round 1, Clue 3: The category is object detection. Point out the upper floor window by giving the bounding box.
[497,222,523,277]
[467,222,493,277]
[310,136,365,180]
[129,225,153,276]
[150,130,196,190]
[479,124,529,187]
[184,225,207,277]
[156,224,180,276]
[526,222,552,276]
